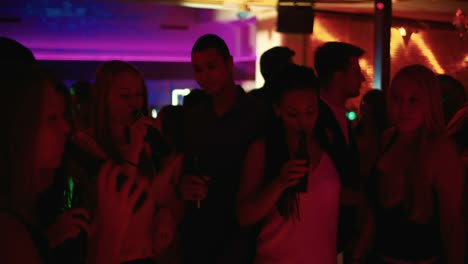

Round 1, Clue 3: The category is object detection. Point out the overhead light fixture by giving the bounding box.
[277,0,315,34]
[151,108,158,119]
[394,26,415,46]
[172,88,191,106]
[398,27,407,37]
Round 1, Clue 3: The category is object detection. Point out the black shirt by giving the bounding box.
[315,99,361,252]
[181,86,267,263]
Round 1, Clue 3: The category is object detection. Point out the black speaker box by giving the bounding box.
[277,5,315,34]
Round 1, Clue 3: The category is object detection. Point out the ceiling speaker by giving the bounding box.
[277,3,314,34]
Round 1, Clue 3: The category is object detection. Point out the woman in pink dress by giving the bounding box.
[237,65,341,264]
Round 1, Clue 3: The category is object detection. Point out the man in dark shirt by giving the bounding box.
[179,34,266,264]
[313,42,365,262]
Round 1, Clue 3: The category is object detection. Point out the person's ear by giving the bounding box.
[333,71,345,83]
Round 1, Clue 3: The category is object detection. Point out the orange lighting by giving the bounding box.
[255,13,282,88]
[461,55,468,68]
[359,59,374,85]
[311,20,338,42]
[391,27,445,74]
[411,33,445,74]
[390,28,403,57]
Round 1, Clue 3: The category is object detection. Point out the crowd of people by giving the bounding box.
[0,33,467,264]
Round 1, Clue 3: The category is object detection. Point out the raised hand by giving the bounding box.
[125,117,158,163]
[93,161,148,236]
[87,161,148,264]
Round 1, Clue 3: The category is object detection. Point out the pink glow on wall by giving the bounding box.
[33,50,257,62]
[1,2,257,63]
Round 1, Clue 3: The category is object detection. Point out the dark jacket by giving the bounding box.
[315,99,360,252]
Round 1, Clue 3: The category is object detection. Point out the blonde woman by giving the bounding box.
[352,65,465,264]
[73,61,181,264]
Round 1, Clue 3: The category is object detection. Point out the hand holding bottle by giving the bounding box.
[46,208,90,248]
[125,117,156,161]
[179,155,209,208]
[179,175,210,208]
[290,130,310,192]
[276,160,310,190]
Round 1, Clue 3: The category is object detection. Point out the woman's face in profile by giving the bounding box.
[107,70,145,126]
[275,88,318,135]
[388,76,426,132]
[36,84,70,170]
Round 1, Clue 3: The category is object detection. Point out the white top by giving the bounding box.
[255,153,341,264]
[321,97,350,145]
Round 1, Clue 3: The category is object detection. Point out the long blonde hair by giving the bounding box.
[90,60,149,161]
[387,65,445,222]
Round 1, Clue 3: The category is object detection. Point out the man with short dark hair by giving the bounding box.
[314,41,365,262]
[251,46,296,100]
[250,46,296,127]
[179,34,267,264]
[314,41,365,106]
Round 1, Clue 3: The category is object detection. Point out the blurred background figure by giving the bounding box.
[156,105,185,156]
[437,74,466,125]
[355,89,388,180]
[447,103,468,159]
[250,46,296,101]
[152,104,185,264]
[70,81,93,131]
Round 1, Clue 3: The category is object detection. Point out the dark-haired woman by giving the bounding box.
[237,65,340,264]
